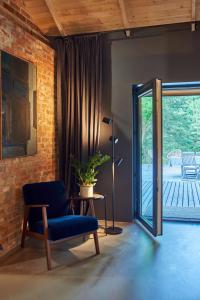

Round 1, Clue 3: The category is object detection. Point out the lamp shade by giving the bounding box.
[102,117,112,125]
[109,136,119,144]
[114,157,123,167]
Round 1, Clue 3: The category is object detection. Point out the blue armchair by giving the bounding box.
[21,181,100,270]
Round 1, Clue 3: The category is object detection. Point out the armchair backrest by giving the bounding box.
[23,181,68,225]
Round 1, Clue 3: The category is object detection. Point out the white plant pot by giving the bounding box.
[80,185,94,198]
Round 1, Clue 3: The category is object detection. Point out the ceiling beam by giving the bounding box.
[118,0,129,29]
[191,0,196,31]
[44,0,66,36]
[191,0,196,21]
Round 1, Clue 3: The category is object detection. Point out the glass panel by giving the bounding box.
[133,78,162,236]
[139,93,153,226]
[163,94,200,220]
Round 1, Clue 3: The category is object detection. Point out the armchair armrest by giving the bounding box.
[24,204,49,232]
[21,204,49,247]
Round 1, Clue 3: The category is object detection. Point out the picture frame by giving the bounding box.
[0,50,37,159]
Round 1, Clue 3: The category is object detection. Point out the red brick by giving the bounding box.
[0,9,57,258]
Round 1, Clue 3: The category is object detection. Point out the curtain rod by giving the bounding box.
[51,33,103,41]
[109,23,200,42]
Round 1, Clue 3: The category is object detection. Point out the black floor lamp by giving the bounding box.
[102,117,123,235]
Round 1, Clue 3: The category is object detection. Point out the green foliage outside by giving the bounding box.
[141,95,200,164]
[71,152,110,186]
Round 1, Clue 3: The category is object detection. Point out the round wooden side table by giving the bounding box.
[70,194,107,233]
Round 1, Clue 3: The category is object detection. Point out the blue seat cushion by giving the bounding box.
[30,215,98,241]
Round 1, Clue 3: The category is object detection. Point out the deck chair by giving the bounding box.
[181,152,199,179]
[21,181,100,270]
[167,149,181,167]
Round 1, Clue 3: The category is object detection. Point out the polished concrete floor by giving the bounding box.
[1,222,200,300]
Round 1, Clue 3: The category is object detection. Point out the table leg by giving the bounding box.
[80,200,84,215]
[70,199,75,215]
[104,196,107,234]
[89,199,95,217]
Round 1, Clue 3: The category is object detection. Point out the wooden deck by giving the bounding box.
[142,180,200,219]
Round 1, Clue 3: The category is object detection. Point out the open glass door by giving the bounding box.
[133,78,163,236]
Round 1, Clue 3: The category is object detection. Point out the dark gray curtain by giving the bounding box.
[54,35,104,195]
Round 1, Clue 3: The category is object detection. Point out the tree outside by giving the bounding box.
[141,95,200,164]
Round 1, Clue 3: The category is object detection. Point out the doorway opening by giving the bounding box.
[163,88,200,220]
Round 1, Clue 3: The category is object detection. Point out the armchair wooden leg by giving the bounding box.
[42,206,52,270]
[93,231,100,255]
[21,206,30,248]
[44,238,52,271]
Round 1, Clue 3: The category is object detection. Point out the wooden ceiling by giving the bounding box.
[23,0,200,36]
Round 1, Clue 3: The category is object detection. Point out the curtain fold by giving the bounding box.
[55,35,104,195]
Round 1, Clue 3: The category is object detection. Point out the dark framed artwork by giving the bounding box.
[0,51,37,159]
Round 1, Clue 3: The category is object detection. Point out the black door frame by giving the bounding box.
[132,80,200,231]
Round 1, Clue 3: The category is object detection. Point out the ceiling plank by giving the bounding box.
[44,0,66,36]
[118,0,129,29]
[23,0,200,36]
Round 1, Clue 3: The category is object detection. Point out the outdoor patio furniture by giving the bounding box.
[181,152,199,179]
[167,149,182,167]
[195,152,200,165]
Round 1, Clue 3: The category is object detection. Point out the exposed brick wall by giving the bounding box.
[3,0,31,19]
[0,11,56,256]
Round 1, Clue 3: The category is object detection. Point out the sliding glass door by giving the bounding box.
[133,79,163,236]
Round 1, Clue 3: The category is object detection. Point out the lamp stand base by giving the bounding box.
[105,226,123,235]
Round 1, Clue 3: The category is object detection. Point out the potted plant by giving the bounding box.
[71,152,110,197]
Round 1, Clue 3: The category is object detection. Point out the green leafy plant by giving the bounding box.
[71,152,110,186]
